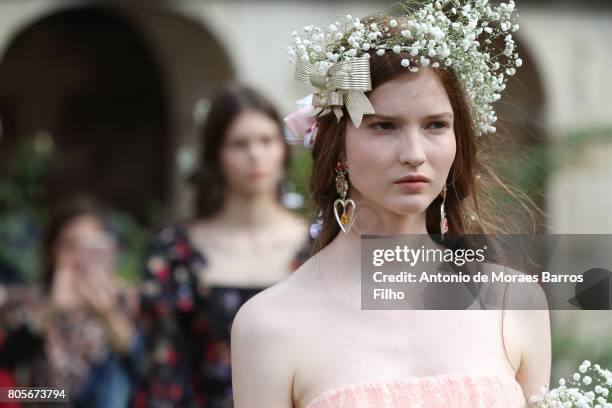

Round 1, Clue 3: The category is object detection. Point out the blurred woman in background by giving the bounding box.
[136,83,310,407]
[41,196,141,408]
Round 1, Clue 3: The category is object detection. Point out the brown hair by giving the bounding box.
[193,83,290,218]
[308,15,539,255]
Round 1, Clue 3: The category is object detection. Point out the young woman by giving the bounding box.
[41,196,140,408]
[232,4,551,408]
[137,83,310,407]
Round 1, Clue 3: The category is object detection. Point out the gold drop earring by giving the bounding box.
[333,160,356,234]
[440,184,449,241]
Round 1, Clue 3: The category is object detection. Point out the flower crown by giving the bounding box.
[284,0,521,147]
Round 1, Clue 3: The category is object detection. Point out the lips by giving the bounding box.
[393,175,429,192]
[394,175,429,184]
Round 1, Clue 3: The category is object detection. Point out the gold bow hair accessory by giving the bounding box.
[294,56,375,128]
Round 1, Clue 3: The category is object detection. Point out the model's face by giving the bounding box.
[221,110,286,197]
[345,67,456,219]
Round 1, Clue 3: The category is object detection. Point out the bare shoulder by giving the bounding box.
[231,258,320,406]
[503,265,549,310]
[232,255,318,340]
[482,264,551,395]
[479,262,549,310]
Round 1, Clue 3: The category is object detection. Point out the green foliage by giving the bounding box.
[551,313,612,383]
[0,134,155,283]
[0,133,52,281]
[287,144,314,217]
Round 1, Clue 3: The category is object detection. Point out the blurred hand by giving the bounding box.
[71,233,135,353]
[72,232,119,316]
[50,259,81,311]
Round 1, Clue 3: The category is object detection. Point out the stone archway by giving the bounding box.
[116,5,235,218]
[0,3,234,222]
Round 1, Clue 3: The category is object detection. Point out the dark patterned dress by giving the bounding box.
[134,224,312,408]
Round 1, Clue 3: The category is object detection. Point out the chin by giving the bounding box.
[384,197,431,215]
[245,182,277,196]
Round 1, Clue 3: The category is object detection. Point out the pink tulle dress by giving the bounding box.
[305,372,526,408]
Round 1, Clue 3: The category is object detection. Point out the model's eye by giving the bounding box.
[371,122,396,131]
[426,121,450,130]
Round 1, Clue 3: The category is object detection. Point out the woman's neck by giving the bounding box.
[214,190,285,230]
[320,197,436,294]
[315,202,439,307]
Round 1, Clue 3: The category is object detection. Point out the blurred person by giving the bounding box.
[232,3,551,408]
[135,83,310,407]
[39,196,141,408]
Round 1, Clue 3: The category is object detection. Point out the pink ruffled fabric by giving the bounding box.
[305,373,525,408]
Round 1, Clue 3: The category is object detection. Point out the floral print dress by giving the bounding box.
[135,224,312,408]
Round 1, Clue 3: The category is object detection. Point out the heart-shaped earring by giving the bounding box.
[334,160,357,234]
[334,198,356,233]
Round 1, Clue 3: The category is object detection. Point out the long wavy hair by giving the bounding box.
[309,15,538,256]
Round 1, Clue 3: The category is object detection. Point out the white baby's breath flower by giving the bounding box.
[287,0,522,138]
[345,48,357,57]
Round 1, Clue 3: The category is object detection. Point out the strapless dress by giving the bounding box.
[305,372,526,408]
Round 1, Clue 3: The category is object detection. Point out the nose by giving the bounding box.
[398,127,426,167]
[246,139,265,163]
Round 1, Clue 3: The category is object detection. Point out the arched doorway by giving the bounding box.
[0,7,169,222]
[0,4,235,222]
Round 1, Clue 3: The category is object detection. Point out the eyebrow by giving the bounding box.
[366,112,454,121]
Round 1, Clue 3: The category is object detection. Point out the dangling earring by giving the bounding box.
[440,184,449,241]
[333,160,356,234]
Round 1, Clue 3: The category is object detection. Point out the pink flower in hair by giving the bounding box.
[284,95,318,148]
